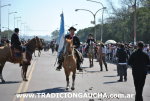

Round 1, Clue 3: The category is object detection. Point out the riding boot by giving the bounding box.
[22,52,27,62]
[118,76,123,82]
[56,63,62,71]
[77,61,83,72]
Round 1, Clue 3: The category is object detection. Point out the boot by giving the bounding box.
[77,62,83,72]
[56,63,62,71]
[124,76,127,82]
[22,52,27,62]
[118,76,123,82]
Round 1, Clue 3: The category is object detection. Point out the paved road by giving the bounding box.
[0,51,150,101]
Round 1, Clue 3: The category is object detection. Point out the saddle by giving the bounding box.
[10,47,22,63]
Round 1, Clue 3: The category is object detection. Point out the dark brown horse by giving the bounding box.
[63,39,77,90]
[34,38,44,57]
[0,37,43,83]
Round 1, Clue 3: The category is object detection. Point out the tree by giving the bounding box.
[51,30,59,40]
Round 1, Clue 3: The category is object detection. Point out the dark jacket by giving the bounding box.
[86,39,95,46]
[128,49,150,74]
[116,48,128,63]
[11,33,21,48]
[65,34,80,49]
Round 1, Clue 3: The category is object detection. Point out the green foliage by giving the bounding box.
[77,5,150,43]
[1,30,13,40]
[51,30,59,40]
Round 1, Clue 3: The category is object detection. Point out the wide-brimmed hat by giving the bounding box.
[88,34,93,36]
[68,27,76,31]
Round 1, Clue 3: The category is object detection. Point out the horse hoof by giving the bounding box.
[2,80,5,83]
[71,87,75,90]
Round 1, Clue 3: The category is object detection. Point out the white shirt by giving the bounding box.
[102,46,107,54]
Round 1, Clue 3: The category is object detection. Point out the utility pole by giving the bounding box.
[133,0,137,45]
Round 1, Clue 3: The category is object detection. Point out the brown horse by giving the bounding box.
[88,42,95,67]
[34,38,44,57]
[63,39,77,90]
[0,37,43,83]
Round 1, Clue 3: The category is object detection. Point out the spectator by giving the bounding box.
[128,41,150,101]
[116,44,128,82]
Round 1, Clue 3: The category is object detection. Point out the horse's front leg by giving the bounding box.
[38,50,41,57]
[34,52,36,57]
[92,55,94,67]
[65,70,70,90]
[71,72,76,90]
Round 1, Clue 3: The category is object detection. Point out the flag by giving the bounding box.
[57,12,65,56]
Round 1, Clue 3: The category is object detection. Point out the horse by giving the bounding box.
[0,36,43,83]
[34,38,44,57]
[63,39,77,90]
[87,42,95,67]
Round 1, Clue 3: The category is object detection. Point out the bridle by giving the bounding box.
[63,42,74,57]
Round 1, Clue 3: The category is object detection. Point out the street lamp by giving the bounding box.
[8,11,17,40]
[87,0,106,42]
[17,20,21,28]
[8,11,17,30]
[0,1,11,41]
[14,16,21,28]
[75,8,104,41]
[20,23,26,38]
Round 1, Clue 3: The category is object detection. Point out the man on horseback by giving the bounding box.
[85,34,96,53]
[56,27,83,72]
[11,28,27,62]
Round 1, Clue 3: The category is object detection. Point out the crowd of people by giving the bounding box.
[79,42,150,60]
[77,36,150,101]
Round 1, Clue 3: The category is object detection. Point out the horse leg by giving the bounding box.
[0,62,6,83]
[65,70,70,90]
[71,71,76,90]
[22,64,28,81]
[34,51,36,57]
[89,55,92,67]
[38,50,41,57]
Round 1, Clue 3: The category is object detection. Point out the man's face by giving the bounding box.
[70,29,75,36]
[16,31,19,35]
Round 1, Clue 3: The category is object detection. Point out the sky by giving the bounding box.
[1,0,121,36]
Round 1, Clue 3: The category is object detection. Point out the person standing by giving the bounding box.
[116,44,128,82]
[99,43,108,71]
[128,41,150,101]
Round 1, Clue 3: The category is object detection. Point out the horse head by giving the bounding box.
[64,39,74,56]
[35,36,43,50]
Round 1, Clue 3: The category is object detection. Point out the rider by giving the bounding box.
[11,28,27,62]
[56,27,83,72]
[85,34,96,53]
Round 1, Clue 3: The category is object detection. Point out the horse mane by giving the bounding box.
[24,38,36,46]
[24,38,36,53]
